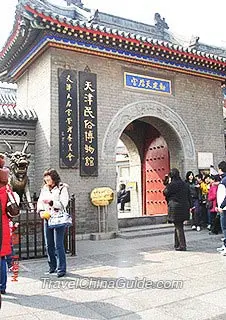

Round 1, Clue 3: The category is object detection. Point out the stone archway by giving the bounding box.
[101,100,196,228]
[101,100,196,172]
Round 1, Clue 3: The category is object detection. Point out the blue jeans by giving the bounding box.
[6,244,14,269]
[0,257,7,291]
[207,209,211,225]
[220,211,226,247]
[44,221,66,274]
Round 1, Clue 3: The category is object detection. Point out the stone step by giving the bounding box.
[118,215,167,228]
[119,223,174,233]
[118,224,192,239]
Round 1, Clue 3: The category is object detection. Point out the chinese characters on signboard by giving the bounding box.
[58,69,78,168]
[124,72,172,95]
[79,71,98,176]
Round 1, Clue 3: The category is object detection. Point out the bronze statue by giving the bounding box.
[4,141,33,206]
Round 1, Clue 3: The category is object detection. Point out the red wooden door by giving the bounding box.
[143,136,170,215]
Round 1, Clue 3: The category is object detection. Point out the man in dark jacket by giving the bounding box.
[163,168,192,251]
[117,184,130,211]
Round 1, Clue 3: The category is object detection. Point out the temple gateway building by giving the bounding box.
[0,0,226,235]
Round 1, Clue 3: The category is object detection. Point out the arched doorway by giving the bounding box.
[101,100,196,222]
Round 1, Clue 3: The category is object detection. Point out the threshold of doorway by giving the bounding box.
[118,214,167,229]
[118,223,192,239]
[119,223,173,233]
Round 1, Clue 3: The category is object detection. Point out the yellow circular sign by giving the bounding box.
[90,187,114,206]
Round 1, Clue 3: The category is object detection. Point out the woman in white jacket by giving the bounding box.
[216,161,226,255]
[37,168,69,277]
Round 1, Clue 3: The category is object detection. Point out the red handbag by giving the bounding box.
[6,185,21,218]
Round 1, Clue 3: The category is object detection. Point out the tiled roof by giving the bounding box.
[0,105,37,121]
[22,1,226,63]
[0,86,37,121]
[0,86,16,107]
[1,0,226,82]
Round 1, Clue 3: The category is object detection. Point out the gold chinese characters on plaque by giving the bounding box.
[90,187,114,206]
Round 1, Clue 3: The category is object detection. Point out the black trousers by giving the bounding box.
[174,222,186,249]
[118,199,126,211]
[211,213,221,234]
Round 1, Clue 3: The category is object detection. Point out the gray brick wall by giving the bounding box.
[17,52,52,192]
[15,47,225,234]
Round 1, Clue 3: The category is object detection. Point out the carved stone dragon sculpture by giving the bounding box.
[4,141,33,207]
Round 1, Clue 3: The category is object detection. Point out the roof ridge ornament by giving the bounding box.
[154,13,169,32]
[40,0,84,8]
[64,0,84,8]
[19,19,27,37]
[89,9,99,23]
[188,35,200,50]
[30,20,45,29]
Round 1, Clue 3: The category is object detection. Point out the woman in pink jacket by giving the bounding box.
[207,175,220,234]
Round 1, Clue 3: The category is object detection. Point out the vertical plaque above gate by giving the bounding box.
[124,72,172,95]
[79,71,98,176]
[58,69,78,168]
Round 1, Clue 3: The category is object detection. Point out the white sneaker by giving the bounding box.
[191,225,196,230]
[207,224,211,230]
[221,248,226,256]
[217,245,225,252]
[196,226,201,232]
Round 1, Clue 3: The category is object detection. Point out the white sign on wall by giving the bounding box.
[198,152,213,169]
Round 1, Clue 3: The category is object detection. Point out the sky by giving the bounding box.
[0,0,226,50]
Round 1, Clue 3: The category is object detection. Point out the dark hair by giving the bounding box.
[185,171,195,182]
[0,153,5,168]
[218,161,226,173]
[195,174,203,180]
[163,174,169,185]
[209,175,220,182]
[120,183,126,190]
[169,168,181,181]
[43,168,61,186]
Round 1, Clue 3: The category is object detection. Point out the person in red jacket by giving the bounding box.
[0,153,12,294]
[207,175,220,234]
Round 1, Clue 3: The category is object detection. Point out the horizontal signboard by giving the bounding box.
[124,72,172,95]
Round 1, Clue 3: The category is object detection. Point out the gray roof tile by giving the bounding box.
[0,86,37,121]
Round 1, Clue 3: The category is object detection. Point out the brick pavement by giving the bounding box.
[1,227,226,320]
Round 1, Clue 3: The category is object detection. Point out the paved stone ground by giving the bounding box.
[1,227,226,320]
